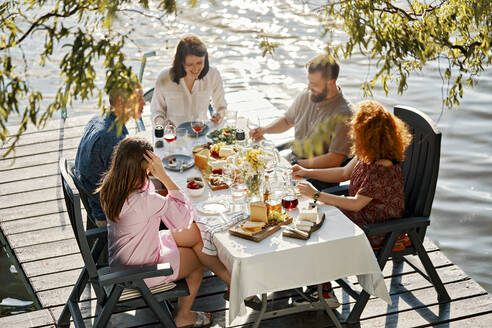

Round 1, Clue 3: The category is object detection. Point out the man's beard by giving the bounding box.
[310,87,328,103]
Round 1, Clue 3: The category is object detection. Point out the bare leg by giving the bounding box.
[173,247,209,328]
[172,223,231,288]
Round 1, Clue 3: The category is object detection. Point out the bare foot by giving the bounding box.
[175,311,211,328]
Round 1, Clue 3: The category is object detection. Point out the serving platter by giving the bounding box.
[229,216,293,242]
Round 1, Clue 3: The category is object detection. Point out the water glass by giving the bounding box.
[225,110,238,128]
[236,116,248,131]
[175,127,188,154]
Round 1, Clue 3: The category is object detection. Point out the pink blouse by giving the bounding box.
[107,182,194,286]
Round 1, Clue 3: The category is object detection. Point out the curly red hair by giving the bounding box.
[350,100,412,163]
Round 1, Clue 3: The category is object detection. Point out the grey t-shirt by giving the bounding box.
[284,88,353,157]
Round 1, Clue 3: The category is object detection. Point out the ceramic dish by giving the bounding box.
[198,199,230,216]
[162,154,194,171]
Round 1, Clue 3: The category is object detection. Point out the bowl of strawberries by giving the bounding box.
[186,177,205,197]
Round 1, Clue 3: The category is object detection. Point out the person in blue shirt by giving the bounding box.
[75,83,145,227]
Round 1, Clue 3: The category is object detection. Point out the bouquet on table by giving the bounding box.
[240,148,266,201]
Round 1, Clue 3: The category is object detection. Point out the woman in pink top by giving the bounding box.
[99,137,231,328]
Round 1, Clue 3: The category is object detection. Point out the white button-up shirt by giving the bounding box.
[150,67,227,126]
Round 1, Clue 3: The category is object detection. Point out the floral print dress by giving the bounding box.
[341,159,405,247]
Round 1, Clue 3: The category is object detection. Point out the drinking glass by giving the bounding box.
[260,139,278,171]
[175,127,187,154]
[225,110,238,128]
[282,168,298,210]
[247,117,260,145]
[164,123,176,154]
[222,163,236,189]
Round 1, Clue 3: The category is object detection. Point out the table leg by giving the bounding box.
[252,293,268,328]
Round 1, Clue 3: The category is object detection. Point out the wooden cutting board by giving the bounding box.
[229,217,293,242]
[282,213,325,240]
[198,167,229,191]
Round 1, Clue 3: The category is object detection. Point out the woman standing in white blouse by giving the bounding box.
[151,35,227,127]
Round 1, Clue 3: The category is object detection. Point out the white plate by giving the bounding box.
[199,200,230,216]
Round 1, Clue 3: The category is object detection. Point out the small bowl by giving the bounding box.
[186,177,205,197]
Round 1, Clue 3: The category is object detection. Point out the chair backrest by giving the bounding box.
[59,158,99,276]
[394,106,442,218]
[66,161,100,227]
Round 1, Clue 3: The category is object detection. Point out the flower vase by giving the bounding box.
[246,173,263,202]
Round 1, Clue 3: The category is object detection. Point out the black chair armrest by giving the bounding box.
[321,185,348,195]
[99,263,174,286]
[362,216,430,236]
[85,226,108,240]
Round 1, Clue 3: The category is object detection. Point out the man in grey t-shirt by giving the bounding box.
[251,54,353,171]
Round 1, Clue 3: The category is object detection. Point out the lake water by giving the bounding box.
[2,0,491,315]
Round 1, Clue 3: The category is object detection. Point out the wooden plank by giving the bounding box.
[7,225,75,249]
[22,253,83,278]
[0,187,60,209]
[0,309,55,328]
[1,213,71,236]
[1,124,86,149]
[0,137,80,160]
[0,149,77,172]
[361,294,492,327]
[0,199,65,222]
[0,162,61,185]
[15,238,79,264]
[0,176,60,196]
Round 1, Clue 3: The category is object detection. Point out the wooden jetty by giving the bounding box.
[1,89,491,327]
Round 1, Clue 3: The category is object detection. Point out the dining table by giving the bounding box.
[146,122,391,327]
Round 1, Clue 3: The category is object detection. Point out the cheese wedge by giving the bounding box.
[219,146,235,158]
[194,149,209,170]
[250,201,268,223]
[242,221,265,233]
[298,207,318,223]
[296,221,314,232]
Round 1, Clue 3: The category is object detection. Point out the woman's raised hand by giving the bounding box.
[144,150,167,180]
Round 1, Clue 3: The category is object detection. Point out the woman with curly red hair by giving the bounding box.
[293,100,413,247]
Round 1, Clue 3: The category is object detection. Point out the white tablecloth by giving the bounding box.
[149,127,390,324]
[213,204,391,322]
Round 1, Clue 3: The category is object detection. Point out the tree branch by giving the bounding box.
[0,4,90,51]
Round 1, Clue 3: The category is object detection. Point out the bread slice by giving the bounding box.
[242,220,266,233]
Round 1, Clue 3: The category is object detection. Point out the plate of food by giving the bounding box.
[178,121,209,138]
[162,154,194,171]
[207,126,237,144]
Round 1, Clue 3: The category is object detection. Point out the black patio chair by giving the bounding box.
[66,162,101,230]
[57,158,189,328]
[335,105,451,324]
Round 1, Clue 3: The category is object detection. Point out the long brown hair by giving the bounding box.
[98,137,153,222]
[350,100,412,163]
[170,35,209,84]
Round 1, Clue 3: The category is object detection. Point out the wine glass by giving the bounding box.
[164,123,176,154]
[191,120,205,138]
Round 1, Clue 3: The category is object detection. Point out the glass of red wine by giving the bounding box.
[164,123,176,154]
